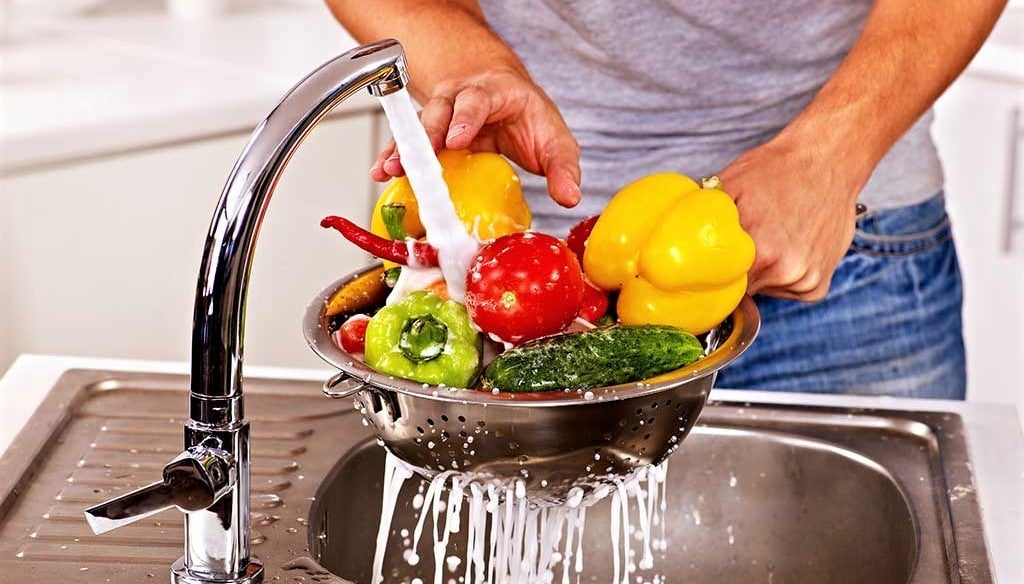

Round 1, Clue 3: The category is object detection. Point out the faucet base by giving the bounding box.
[171,557,265,584]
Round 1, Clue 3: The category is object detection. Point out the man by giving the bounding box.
[328,0,1006,399]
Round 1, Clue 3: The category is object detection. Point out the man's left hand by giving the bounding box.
[717,135,870,302]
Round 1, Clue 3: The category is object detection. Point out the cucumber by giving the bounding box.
[481,325,704,393]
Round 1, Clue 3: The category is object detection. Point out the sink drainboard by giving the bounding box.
[0,370,992,583]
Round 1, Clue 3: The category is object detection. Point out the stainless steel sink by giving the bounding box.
[0,370,992,583]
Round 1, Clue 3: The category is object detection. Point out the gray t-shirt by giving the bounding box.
[479,0,944,235]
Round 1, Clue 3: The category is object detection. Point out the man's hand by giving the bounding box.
[326,0,581,207]
[717,0,1005,301]
[717,134,869,302]
[370,67,582,208]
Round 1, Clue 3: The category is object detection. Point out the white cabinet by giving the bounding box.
[0,114,375,372]
[933,11,1024,411]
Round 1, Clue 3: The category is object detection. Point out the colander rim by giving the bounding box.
[303,263,760,407]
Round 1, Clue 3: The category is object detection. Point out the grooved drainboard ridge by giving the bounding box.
[0,372,357,579]
[14,414,313,564]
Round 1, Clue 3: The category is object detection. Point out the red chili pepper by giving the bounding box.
[320,216,439,267]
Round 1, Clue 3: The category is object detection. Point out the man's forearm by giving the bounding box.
[325,0,526,101]
[778,0,1006,184]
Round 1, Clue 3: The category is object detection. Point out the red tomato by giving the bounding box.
[565,215,600,264]
[465,232,585,344]
[579,282,610,323]
[337,315,370,354]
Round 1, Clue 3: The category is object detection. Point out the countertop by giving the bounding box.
[0,354,1021,582]
[0,0,371,174]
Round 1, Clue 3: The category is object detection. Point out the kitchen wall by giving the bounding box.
[1,1,1021,421]
[0,0,377,372]
[0,193,10,370]
[2,114,378,371]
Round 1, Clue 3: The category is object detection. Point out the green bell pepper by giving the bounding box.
[364,291,482,387]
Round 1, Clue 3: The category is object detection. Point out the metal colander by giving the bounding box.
[303,264,759,503]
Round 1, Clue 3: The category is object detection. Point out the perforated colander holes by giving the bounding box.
[419,417,440,436]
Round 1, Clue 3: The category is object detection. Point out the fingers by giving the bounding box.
[370,140,398,181]
[747,246,833,302]
[446,86,491,150]
[419,95,455,152]
[367,71,583,211]
[370,95,455,181]
[756,272,830,302]
[381,147,405,178]
[539,136,582,208]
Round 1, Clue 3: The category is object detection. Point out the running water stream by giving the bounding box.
[377,89,480,301]
[372,453,670,584]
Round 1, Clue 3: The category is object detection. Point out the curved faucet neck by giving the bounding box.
[189,39,408,426]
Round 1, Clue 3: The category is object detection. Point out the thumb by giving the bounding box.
[540,137,582,208]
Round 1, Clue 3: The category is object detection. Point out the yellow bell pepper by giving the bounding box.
[371,149,531,242]
[583,173,755,334]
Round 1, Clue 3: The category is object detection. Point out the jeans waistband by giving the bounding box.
[852,192,951,256]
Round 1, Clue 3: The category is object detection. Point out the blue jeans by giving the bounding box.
[715,193,966,399]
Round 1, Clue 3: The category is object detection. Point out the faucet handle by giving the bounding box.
[85,445,234,535]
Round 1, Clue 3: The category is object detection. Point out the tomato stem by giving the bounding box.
[500,291,517,309]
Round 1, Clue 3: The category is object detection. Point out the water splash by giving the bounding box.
[377,89,479,301]
[373,452,669,584]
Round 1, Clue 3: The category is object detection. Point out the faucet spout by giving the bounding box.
[190,38,408,424]
[85,39,410,584]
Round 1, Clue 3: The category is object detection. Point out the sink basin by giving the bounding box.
[313,430,917,584]
[0,370,992,583]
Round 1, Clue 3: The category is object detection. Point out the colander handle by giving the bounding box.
[323,372,369,399]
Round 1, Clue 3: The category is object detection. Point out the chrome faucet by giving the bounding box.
[84,39,410,584]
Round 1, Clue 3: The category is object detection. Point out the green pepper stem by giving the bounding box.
[383,266,402,288]
[398,315,449,363]
[381,203,408,240]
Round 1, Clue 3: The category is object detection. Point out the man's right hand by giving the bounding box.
[370,67,582,208]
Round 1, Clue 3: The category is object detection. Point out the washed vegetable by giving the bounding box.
[376,203,413,270]
[584,173,755,334]
[321,216,439,267]
[579,283,610,324]
[370,149,531,242]
[364,291,482,387]
[325,266,387,318]
[383,266,402,288]
[425,278,450,301]
[465,232,585,344]
[565,215,599,264]
[337,315,370,354]
[380,203,409,240]
[481,325,704,393]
